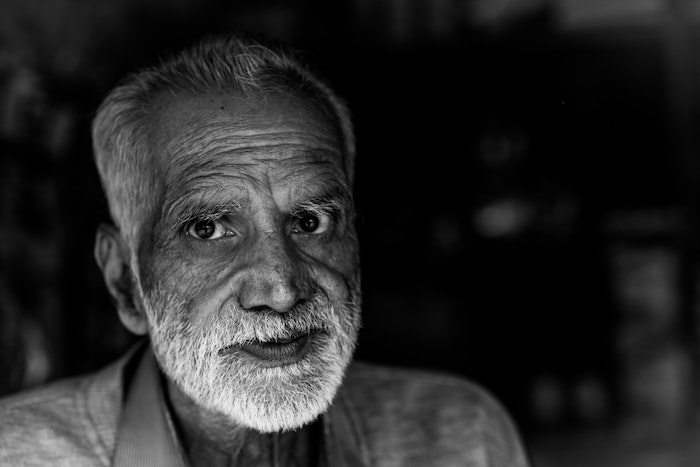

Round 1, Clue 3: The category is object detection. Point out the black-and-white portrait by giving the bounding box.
[1,1,697,466]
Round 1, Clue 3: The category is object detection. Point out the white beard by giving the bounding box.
[138,283,361,433]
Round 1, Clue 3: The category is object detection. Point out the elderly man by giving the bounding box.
[0,35,529,466]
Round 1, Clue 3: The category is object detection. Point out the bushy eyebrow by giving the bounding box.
[162,183,352,231]
[289,185,353,218]
[168,198,244,230]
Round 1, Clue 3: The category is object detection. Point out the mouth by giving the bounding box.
[219,330,320,367]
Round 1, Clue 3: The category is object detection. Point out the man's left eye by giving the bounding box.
[293,213,330,234]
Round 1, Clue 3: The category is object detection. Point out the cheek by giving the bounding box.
[327,230,360,276]
[138,243,216,325]
[306,235,360,301]
[144,241,252,330]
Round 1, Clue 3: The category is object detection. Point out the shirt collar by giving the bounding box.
[112,344,369,466]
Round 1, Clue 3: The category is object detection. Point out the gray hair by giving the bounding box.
[92,34,355,253]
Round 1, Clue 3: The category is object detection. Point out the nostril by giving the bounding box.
[243,298,309,314]
[245,305,275,313]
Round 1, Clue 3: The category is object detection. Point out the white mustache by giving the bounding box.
[201,294,337,348]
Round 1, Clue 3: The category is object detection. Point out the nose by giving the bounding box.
[236,231,310,313]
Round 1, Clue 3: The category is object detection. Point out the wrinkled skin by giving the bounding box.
[96,89,361,465]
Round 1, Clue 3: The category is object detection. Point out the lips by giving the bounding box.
[220,330,318,367]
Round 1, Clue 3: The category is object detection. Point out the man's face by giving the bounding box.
[132,89,361,432]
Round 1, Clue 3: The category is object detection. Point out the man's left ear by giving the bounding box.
[94,224,148,335]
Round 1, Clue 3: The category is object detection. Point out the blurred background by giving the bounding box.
[3,0,700,465]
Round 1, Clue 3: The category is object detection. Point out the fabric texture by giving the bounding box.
[0,346,530,466]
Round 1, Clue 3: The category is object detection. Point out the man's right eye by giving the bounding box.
[186,218,234,240]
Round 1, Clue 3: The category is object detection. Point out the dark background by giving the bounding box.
[3,0,700,465]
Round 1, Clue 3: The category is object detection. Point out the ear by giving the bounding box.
[94,223,148,335]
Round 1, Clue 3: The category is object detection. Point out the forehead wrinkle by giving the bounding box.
[171,157,261,189]
[289,176,353,207]
[162,130,342,194]
[154,112,347,225]
[164,120,340,163]
[256,141,344,178]
[275,164,346,188]
[164,136,343,199]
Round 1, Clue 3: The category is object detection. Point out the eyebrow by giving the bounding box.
[289,185,353,218]
[163,182,353,231]
[165,192,245,230]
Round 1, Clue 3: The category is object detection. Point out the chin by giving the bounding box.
[232,330,356,429]
[229,345,350,431]
[156,327,357,433]
[216,358,348,433]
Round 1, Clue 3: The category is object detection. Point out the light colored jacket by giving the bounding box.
[0,347,530,466]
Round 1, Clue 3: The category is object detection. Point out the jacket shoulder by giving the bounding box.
[0,353,129,466]
[342,362,530,467]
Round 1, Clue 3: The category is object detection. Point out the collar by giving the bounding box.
[112,345,369,466]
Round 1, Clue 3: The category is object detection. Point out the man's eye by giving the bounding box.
[186,219,232,240]
[294,213,330,234]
